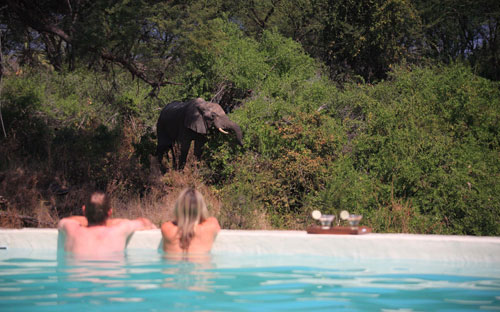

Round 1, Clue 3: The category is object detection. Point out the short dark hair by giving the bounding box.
[85,191,111,226]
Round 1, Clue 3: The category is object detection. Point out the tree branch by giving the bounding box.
[100,52,182,87]
[6,0,182,93]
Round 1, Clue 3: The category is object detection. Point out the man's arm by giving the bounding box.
[57,217,86,237]
[108,217,156,229]
[161,221,177,241]
[118,217,157,236]
[58,216,87,229]
[135,217,157,230]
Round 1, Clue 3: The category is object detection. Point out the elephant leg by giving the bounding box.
[157,138,175,173]
[178,138,192,170]
[194,138,207,161]
[170,144,177,169]
[156,144,167,174]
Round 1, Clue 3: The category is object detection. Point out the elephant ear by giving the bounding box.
[184,99,207,134]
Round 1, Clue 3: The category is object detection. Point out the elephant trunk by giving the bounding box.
[219,119,243,146]
[233,123,244,146]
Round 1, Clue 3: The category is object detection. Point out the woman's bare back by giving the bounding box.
[161,217,220,253]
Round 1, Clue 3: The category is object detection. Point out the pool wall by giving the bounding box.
[1,229,499,262]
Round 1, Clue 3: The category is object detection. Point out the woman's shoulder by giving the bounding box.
[200,217,221,232]
[205,216,220,224]
[161,221,178,236]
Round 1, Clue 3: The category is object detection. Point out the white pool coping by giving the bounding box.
[1,228,499,263]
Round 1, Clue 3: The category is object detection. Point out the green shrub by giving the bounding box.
[0,74,50,162]
[214,63,499,234]
[340,64,500,235]
[180,19,319,105]
[0,69,158,191]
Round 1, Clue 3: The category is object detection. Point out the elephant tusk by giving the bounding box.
[218,128,229,134]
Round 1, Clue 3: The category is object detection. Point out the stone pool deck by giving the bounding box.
[0,229,499,262]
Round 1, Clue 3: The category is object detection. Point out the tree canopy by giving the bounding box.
[1,0,499,85]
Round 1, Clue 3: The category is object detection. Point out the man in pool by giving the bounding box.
[58,191,156,256]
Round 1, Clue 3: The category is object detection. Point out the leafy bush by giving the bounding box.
[180,19,319,106]
[342,64,500,235]
[0,74,50,163]
[318,64,500,234]
[214,63,500,234]
[0,68,157,190]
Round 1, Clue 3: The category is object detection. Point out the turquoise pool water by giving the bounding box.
[1,249,499,311]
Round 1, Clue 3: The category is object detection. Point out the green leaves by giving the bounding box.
[213,63,500,234]
[345,64,500,234]
[180,19,317,104]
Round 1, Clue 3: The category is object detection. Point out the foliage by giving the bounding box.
[179,19,267,100]
[317,0,422,82]
[179,19,317,108]
[0,68,157,190]
[224,0,423,83]
[213,63,500,234]
[1,3,499,235]
[414,0,500,80]
[0,74,49,163]
[1,0,227,91]
[2,0,499,86]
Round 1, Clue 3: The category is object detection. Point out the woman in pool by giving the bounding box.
[161,188,221,253]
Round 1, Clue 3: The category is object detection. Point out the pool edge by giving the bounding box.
[1,228,499,262]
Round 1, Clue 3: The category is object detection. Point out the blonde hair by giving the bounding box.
[174,188,209,251]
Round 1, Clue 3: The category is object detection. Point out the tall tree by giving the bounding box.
[415,0,500,80]
[1,0,204,92]
[225,0,422,83]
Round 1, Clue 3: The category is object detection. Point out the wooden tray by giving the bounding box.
[306,226,372,235]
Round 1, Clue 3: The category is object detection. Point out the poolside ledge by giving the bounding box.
[0,229,499,263]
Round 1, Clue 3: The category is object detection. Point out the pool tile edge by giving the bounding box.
[0,228,499,262]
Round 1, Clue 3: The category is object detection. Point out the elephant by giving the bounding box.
[156,98,243,171]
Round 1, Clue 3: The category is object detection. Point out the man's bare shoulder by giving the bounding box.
[58,217,85,231]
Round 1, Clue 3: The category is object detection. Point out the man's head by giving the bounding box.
[84,191,111,226]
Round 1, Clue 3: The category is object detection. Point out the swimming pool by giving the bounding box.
[1,229,499,311]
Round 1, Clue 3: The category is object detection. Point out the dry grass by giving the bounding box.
[386,198,413,233]
[216,191,274,230]
[370,181,447,234]
[0,209,24,228]
[0,166,66,228]
[0,155,229,229]
[0,121,272,230]
[109,157,225,227]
